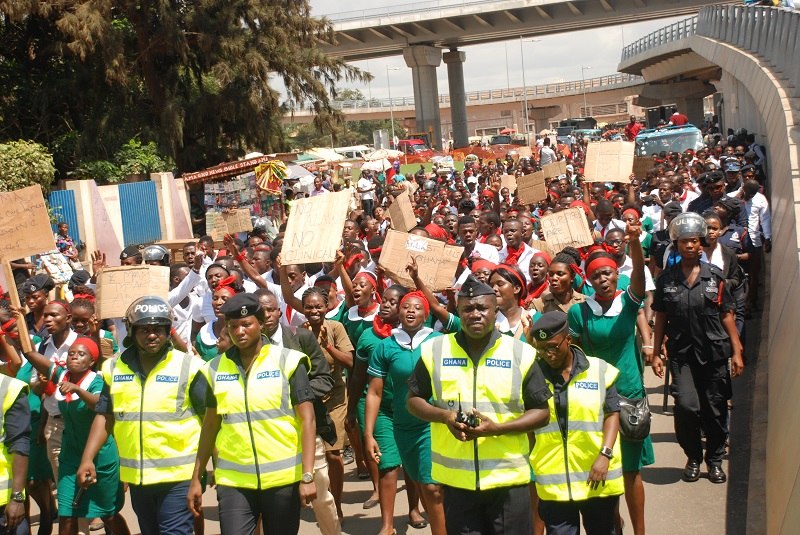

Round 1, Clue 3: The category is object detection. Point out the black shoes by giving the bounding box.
[683,460,701,482]
[708,465,727,484]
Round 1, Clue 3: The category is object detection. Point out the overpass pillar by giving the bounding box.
[443,49,468,149]
[403,45,442,150]
[675,97,705,126]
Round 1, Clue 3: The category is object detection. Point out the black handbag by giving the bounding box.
[580,302,651,442]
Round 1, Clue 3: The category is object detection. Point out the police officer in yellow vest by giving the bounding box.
[407,275,552,535]
[0,374,31,535]
[526,311,623,535]
[77,296,205,535]
[187,293,317,535]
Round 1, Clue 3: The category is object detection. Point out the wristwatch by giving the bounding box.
[301,471,315,484]
[11,490,25,503]
[600,447,614,460]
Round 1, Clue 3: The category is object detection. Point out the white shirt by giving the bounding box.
[38,329,79,415]
[310,187,329,197]
[470,242,500,264]
[498,243,539,282]
[593,219,626,237]
[618,256,656,292]
[357,177,374,201]
[743,192,772,246]
[539,146,557,166]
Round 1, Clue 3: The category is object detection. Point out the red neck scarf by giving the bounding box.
[358,302,379,317]
[528,279,549,300]
[504,243,525,266]
[372,316,394,339]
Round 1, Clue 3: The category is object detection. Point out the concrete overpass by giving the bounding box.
[620,6,800,534]
[284,73,646,137]
[316,0,735,151]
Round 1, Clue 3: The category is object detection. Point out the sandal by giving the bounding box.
[363,497,380,509]
[410,518,429,529]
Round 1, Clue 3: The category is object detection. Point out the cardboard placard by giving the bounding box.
[0,185,56,261]
[500,174,518,191]
[378,230,463,292]
[516,147,533,159]
[539,208,594,254]
[542,160,567,179]
[516,171,547,205]
[282,190,350,264]
[583,141,635,183]
[95,265,170,319]
[388,191,417,233]
[206,209,254,241]
[632,157,653,179]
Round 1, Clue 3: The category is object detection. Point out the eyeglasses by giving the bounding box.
[534,336,568,354]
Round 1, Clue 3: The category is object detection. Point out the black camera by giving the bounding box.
[455,394,481,428]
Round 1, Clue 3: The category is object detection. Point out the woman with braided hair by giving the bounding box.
[529,252,587,314]
[69,286,119,356]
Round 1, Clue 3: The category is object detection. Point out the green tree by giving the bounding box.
[0,140,56,192]
[0,0,369,172]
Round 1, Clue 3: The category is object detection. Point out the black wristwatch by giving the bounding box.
[11,490,25,503]
[600,447,614,460]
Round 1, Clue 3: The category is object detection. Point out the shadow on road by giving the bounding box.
[642,466,684,485]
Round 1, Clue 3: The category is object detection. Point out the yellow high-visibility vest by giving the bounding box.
[419,334,536,491]
[531,353,624,501]
[202,344,310,490]
[0,376,28,506]
[102,350,203,485]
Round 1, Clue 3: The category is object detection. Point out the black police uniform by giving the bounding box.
[652,261,734,468]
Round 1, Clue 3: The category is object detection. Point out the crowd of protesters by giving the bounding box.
[0,120,770,535]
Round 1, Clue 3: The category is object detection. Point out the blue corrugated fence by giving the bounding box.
[118,181,162,246]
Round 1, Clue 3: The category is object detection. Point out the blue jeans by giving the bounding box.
[129,481,193,535]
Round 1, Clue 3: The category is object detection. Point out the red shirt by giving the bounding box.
[624,122,643,141]
[670,113,689,126]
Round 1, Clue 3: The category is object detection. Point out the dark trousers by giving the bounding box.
[0,506,28,535]
[443,484,531,535]
[217,483,300,535]
[538,496,619,535]
[670,358,731,466]
[361,198,375,217]
[129,481,194,535]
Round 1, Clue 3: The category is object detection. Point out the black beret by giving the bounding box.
[120,245,142,260]
[68,270,91,290]
[457,275,495,299]
[714,196,741,215]
[531,311,568,342]
[220,293,261,319]
[662,202,683,219]
[22,273,55,295]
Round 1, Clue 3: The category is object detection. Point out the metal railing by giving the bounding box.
[294,73,643,113]
[697,5,800,92]
[322,0,488,23]
[620,16,697,61]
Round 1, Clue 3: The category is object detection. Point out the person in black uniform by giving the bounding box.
[687,171,747,228]
[651,213,744,484]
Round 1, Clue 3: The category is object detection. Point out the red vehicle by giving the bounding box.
[393,139,434,160]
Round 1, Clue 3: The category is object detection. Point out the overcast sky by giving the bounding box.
[309,0,684,100]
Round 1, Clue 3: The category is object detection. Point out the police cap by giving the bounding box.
[220,293,261,319]
[120,245,142,260]
[531,311,568,342]
[457,275,495,299]
[662,202,683,219]
[22,273,55,295]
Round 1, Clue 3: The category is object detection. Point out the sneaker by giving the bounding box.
[343,445,355,465]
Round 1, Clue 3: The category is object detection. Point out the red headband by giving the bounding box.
[354,271,377,288]
[215,275,238,296]
[48,300,71,314]
[72,293,96,302]
[343,252,364,271]
[0,318,18,340]
[494,264,528,306]
[314,279,336,289]
[471,259,497,273]
[400,291,430,318]
[586,257,618,278]
[532,251,552,265]
[622,208,639,219]
[72,337,99,362]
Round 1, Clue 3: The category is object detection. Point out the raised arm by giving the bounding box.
[406,257,450,326]
[626,221,646,299]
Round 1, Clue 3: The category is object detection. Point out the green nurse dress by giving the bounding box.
[50,365,124,517]
[566,287,655,472]
[367,328,442,483]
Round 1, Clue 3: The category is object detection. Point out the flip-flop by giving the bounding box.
[363,497,380,509]
[357,471,371,480]
[410,519,429,529]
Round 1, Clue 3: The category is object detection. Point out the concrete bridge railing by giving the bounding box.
[620,16,697,61]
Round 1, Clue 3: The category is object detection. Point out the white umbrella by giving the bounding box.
[306,147,345,162]
[365,148,403,161]
[286,164,314,180]
[361,158,392,172]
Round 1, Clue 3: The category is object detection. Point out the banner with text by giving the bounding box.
[206,209,254,241]
[378,230,463,292]
[282,190,350,264]
[540,208,595,253]
[388,191,417,233]
[583,141,635,183]
[96,266,170,319]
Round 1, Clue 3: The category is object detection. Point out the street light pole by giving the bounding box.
[581,65,591,117]
[386,66,400,148]
[519,37,540,141]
